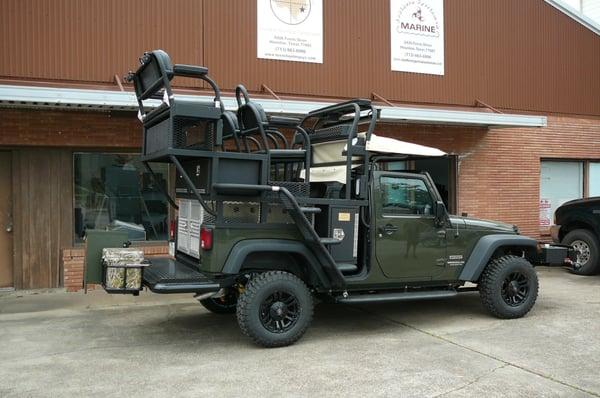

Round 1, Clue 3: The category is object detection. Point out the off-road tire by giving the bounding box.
[236,271,313,348]
[479,255,539,319]
[562,229,600,275]
[200,290,238,314]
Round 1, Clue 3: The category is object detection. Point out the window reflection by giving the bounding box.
[73,153,169,242]
[381,176,433,215]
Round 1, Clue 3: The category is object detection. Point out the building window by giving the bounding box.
[540,160,600,229]
[590,162,600,197]
[73,153,169,243]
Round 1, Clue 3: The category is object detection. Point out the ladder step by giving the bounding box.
[320,237,343,245]
[300,206,321,214]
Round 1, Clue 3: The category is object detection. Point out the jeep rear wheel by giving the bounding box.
[479,255,539,319]
[562,229,600,275]
[236,271,313,348]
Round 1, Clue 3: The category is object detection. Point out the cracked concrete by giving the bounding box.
[0,268,599,397]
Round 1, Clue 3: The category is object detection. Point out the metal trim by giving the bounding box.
[0,84,547,128]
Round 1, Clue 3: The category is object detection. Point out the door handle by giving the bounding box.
[381,224,398,235]
[4,212,12,233]
[437,230,446,238]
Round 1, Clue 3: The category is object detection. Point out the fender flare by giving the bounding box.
[560,215,600,241]
[222,239,331,289]
[459,234,537,282]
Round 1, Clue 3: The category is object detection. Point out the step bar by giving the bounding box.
[336,289,458,304]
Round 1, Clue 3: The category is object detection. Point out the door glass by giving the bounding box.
[590,162,600,197]
[385,157,455,212]
[380,176,433,215]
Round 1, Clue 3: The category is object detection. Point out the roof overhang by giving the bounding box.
[544,0,600,36]
[0,84,547,128]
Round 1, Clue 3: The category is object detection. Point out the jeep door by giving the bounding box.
[373,172,447,280]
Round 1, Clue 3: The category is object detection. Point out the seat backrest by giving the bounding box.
[221,110,241,151]
[131,50,174,104]
[234,85,270,151]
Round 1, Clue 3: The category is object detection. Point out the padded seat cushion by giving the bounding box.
[269,149,306,160]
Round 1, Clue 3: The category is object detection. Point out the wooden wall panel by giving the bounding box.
[12,149,72,289]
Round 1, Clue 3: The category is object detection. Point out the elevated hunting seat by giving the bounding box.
[128,50,224,158]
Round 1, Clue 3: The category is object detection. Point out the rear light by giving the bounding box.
[200,227,213,250]
[169,219,176,240]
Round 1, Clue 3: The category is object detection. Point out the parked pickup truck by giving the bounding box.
[551,197,600,275]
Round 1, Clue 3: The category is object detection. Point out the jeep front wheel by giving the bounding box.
[562,229,600,275]
[236,271,314,348]
[478,255,539,319]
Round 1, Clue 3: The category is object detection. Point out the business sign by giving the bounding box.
[257,0,323,63]
[390,0,444,75]
[539,198,552,227]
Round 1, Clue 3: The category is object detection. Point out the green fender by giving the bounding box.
[222,239,331,289]
[458,234,538,282]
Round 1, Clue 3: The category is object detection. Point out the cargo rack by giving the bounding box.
[127,50,383,289]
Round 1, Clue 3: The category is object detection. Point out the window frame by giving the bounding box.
[539,158,600,233]
[375,171,439,219]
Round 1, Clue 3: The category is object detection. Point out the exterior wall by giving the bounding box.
[0,108,140,148]
[0,108,144,289]
[0,0,204,86]
[1,0,599,116]
[377,115,600,239]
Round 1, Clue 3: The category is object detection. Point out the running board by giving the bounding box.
[336,290,458,304]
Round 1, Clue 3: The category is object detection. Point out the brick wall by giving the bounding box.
[62,245,169,292]
[0,108,140,148]
[378,115,600,240]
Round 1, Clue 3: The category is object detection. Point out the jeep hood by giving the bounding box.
[449,216,518,233]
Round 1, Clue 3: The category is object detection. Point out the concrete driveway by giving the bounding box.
[1,268,599,397]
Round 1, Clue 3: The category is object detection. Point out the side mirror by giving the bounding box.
[434,200,447,225]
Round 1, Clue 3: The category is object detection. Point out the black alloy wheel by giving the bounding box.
[479,255,539,319]
[236,271,314,348]
[501,271,530,307]
[259,290,300,333]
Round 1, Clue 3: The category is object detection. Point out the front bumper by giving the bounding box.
[549,225,561,243]
[536,243,577,267]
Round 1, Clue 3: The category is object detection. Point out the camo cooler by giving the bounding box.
[102,248,149,294]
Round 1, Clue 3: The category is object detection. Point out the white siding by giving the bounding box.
[583,0,600,24]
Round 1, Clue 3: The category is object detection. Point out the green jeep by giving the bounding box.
[88,50,573,347]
